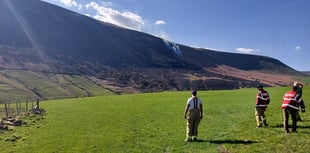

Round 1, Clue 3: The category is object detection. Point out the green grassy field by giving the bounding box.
[0,70,114,102]
[1,87,309,153]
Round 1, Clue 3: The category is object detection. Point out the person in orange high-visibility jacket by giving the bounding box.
[281,83,306,133]
[184,90,203,142]
[255,85,270,128]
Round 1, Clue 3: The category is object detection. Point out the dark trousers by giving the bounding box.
[296,111,302,121]
[283,107,298,132]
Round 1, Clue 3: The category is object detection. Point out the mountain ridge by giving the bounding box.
[0,0,306,100]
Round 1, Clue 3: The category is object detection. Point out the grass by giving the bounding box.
[294,76,310,85]
[0,72,34,102]
[0,86,309,153]
[0,70,114,102]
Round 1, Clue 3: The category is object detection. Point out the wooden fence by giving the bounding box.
[0,99,40,118]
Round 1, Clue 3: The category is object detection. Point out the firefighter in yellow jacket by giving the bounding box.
[184,90,203,142]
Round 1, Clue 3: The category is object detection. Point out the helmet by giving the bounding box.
[293,81,303,87]
[293,81,299,87]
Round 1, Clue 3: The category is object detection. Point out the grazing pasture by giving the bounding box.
[1,87,309,153]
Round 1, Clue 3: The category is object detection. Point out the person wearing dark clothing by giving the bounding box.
[294,82,304,121]
[255,85,270,128]
[281,83,306,133]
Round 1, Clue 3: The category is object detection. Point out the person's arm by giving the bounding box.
[255,92,260,108]
[184,104,189,119]
[299,99,306,112]
[300,100,306,113]
[296,94,306,112]
[267,92,270,104]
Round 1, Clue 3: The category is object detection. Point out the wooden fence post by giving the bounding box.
[26,100,28,112]
[19,99,21,113]
[31,99,34,109]
[5,103,8,118]
[16,102,19,115]
[8,101,11,117]
[36,99,40,109]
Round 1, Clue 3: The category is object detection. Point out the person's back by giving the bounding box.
[184,90,203,142]
[282,90,300,109]
[281,84,305,133]
[256,88,270,108]
[255,85,270,127]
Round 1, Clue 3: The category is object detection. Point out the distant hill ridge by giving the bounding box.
[0,0,305,99]
[302,71,310,76]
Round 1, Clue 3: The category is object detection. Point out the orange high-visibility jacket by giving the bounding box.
[281,90,305,110]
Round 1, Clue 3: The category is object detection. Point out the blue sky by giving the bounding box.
[42,0,310,71]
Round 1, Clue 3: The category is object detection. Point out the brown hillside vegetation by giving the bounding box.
[208,65,294,86]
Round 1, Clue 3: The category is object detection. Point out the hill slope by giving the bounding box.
[0,70,114,102]
[0,0,306,99]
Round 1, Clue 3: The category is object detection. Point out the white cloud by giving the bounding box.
[60,0,78,7]
[155,31,170,40]
[58,0,83,9]
[235,47,259,54]
[85,2,145,31]
[84,14,91,17]
[154,20,166,25]
[295,46,301,51]
[55,1,168,38]
[77,4,83,10]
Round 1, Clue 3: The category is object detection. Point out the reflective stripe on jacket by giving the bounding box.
[256,90,270,108]
[281,90,302,110]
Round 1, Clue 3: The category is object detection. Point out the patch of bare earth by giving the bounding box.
[208,65,295,86]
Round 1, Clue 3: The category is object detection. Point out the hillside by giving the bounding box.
[302,71,310,76]
[0,70,114,102]
[0,0,306,100]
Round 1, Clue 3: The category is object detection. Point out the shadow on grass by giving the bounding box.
[271,124,310,129]
[196,139,259,145]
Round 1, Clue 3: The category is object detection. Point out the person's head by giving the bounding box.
[293,82,300,91]
[257,85,263,91]
[293,81,303,88]
[192,90,197,96]
[293,81,299,87]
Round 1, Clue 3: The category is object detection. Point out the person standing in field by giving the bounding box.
[281,82,306,133]
[184,90,203,142]
[255,85,270,128]
[294,82,304,121]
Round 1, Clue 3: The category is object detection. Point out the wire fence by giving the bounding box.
[0,99,40,118]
